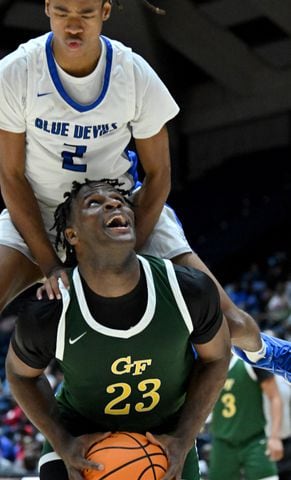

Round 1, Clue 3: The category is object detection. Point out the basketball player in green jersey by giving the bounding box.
[6,180,231,480]
[208,355,283,480]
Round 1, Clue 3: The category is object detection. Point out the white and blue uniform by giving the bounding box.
[0,33,192,260]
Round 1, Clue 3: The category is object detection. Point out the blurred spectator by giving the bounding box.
[208,355,283,480]
[0,428,17,462]
[227,280,249,309]
[0,377,11,414]
[266,252,288,289]
[225,280,261,317]
[241,262,267,296]
[266,282,290,325]
[284,274,291,309]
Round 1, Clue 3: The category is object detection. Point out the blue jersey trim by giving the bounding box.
[125,149,140,188]
[45,33,113,113]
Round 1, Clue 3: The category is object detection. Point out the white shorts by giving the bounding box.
[138,202,192,259]
[0,202,192,264]
[0,208,65,264]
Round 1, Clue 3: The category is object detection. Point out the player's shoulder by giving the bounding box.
[139,254,171,274]
[173,263,218,295]
[17,295,63,326]
[140,255,218,296]
[102,35,133,55]
[0,33,48,75]
[103,36,158,87]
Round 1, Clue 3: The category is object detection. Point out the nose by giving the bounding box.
[104,197,123,210]
[65,18,83,35]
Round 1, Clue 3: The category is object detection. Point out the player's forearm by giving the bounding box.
[1,175,61,275]
[133,168,170,250]
[133,126,171,250]
[6,369,72,455]
[266,392,284,462]
[185,254,261,350]
[269,395,283,439]
[174,356,229,444]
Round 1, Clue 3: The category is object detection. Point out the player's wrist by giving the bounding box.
[42,259,64,278]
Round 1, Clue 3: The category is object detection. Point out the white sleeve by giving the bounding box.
[0,50,27,132]
[130,53,180,139]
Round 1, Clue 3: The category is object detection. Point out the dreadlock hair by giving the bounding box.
[52,178,132,267]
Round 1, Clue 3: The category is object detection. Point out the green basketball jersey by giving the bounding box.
[55,255,195,435]
[210,356,266,444]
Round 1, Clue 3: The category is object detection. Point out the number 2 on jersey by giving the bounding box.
[62,144,87,172]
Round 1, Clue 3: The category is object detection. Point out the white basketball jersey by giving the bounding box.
[0,33,179,226]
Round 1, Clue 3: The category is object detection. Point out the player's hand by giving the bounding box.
[266,437,284,462]
[37,266,70,300]
[59,432,111,480]
[146,431,193,480]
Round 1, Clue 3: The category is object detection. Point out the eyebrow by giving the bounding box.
[82,189,124,199]
[52,5,98,14]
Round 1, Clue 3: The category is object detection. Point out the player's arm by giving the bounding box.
[133,126,171,250]
[187,316,231,434]
[0,129,69,293]
[174,252,262,351]
[259,374,284,461]
[5,343,109,479]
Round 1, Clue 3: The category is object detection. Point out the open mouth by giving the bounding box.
[105,215,129,229]
[66,38,82,49]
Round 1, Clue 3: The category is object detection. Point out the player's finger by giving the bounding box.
[161,465,180,480]
[68,466,93,480]
[59,270,70,290]
[52,285,62,300]
[49,276,61,300]
[146,431,165,449]
[44,281,55,300]
[83,459,104,471]
[36,284,46,300]
[68,469,84,480]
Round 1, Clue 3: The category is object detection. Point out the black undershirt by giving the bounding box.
[12,263,223,369]
[80,265,148,330]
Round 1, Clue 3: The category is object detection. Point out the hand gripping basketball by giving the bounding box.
[83,431,168,480]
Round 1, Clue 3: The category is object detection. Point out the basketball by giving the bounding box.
[83,431,168,480]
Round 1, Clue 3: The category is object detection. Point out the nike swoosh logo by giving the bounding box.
[69,332,87,345]
[37,92,53,97]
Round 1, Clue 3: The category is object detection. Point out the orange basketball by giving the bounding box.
[83,431,168,480]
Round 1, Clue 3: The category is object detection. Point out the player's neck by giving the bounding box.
[58,56,99,77]
[77,251,140,297]
[53,40,102,77]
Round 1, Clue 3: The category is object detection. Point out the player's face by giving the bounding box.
[45,0,111,65]
[66,183,136,252]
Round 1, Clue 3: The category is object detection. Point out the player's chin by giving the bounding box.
[105,226,135,243]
